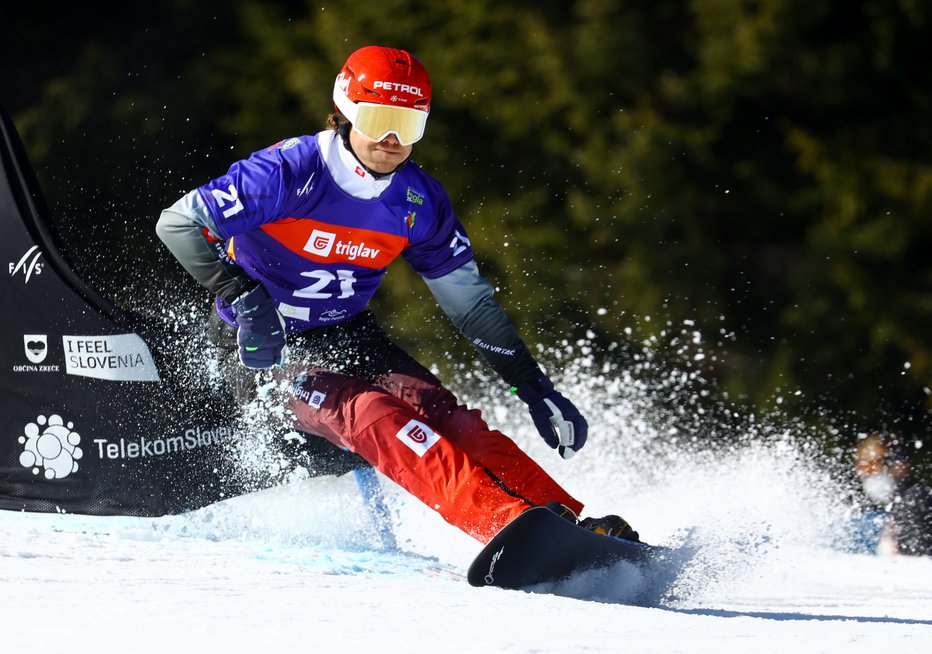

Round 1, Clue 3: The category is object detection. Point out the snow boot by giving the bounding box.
[578,515,640,542]
[542,501,640,543]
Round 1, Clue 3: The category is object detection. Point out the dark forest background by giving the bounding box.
[2,0,931,469]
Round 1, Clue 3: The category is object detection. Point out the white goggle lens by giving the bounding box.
[352,102,428,145]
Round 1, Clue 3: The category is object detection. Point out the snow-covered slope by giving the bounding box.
[2,475,930,654]
[3,344,931,652]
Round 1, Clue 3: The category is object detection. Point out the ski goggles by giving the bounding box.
[334,80,429,146]
[347,102,428,145]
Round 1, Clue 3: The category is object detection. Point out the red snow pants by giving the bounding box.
[281,312,583,543]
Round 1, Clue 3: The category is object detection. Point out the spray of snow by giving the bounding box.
[126,303,868,608]
[446,320,860,606]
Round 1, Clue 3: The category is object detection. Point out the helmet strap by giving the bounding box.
[338,121,412,178]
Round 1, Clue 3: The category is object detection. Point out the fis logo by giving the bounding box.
[297,172,316,196]
[10,245,44,283]
[19,414,83,480]
[449,230,471,257]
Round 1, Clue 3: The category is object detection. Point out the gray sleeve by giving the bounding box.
[155,190,256,302]
[423,261,542,387]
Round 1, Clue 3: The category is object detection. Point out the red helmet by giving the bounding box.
[333,46,431,145]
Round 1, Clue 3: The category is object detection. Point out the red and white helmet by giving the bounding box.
[333,46,432,146]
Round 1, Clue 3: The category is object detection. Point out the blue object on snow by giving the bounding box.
[354,467,398,551]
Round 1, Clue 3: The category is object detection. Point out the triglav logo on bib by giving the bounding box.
[305,229,336,257]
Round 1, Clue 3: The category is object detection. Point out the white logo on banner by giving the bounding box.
[23,334,48,364]
[395,419,440,457]
[92,425,235,461]
[9,245,44,282]
[19,414,83,480]
[63,333,160,382]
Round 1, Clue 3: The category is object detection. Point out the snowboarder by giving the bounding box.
[156,45,637,543]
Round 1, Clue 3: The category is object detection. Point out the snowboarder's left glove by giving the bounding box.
[230,283,288,369]
[515,375,588,459]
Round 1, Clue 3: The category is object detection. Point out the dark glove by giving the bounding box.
[515,375,587,459]
[230,283,287,369]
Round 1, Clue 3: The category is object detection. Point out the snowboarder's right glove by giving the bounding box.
[515,375,588,459]
[230,283,288,369]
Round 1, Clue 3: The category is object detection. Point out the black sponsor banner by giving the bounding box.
[0,104,364,516]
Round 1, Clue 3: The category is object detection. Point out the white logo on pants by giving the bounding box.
[395,419,440,457]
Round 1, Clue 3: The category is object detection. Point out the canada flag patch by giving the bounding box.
[395,419,440,457]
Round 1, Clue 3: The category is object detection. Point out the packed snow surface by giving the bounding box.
[3,347,931,652]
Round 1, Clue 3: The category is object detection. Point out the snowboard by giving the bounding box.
[467,506,668,590]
